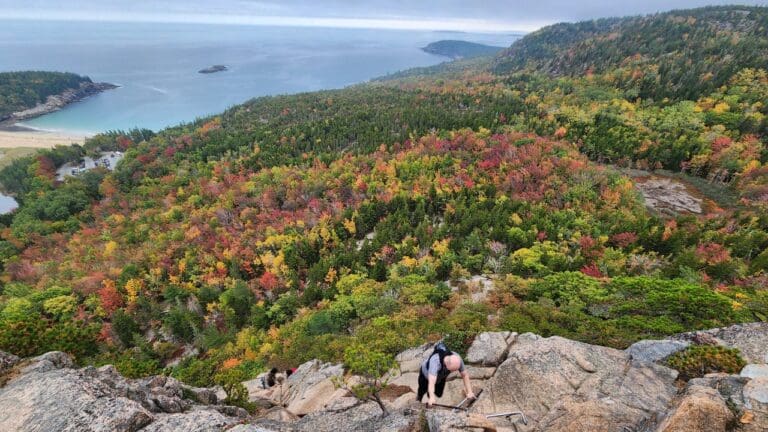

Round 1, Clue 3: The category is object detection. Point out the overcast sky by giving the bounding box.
[1,0,766,32]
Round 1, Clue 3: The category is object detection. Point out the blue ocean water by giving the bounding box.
[1,20,519,134]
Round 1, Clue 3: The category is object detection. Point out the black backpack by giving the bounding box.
[428,341,453,381]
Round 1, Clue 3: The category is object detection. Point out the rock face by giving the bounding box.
[465,331,516,366]
[3,322,768,432]
[0,351,247,432]
[634,175,703,215]
[473,334,679,431]
[656,385,734,432]
[394,343,433,373]
[0,351,19,375]
[672,322,768,364]
[282,359,345,416]
[742,364,768,379]
[626,339,690,363]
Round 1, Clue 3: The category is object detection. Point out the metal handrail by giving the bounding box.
[486,411,529,425]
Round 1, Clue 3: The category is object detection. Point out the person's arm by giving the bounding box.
[427,374,437,406]
[460,370,475,399]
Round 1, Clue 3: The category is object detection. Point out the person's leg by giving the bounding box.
[416,371,428,402]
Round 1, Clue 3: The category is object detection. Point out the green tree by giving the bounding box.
[340,344,397,416]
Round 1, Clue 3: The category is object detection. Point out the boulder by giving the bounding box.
[626,339,689,363]
[742,364,768,380]
[439,377,487,406]
[182,385,219,405]
[466,332,515,366]
[744,377,768,410]
[688,373,751,411]
[283,360,345,416]
[0,360,154,432]
[386,393,416,411]
[0,351,19,374]
[742,377,768,432]
[473,335,678,431]
[293,401,415,432]
[425,409,499,432]
[229,424,285,432]
[229,425,284,432]
[655,385,734,432]
[287,380,345,416]
[387,372,419,394]
[672,322,768,364]
[0,351,246,432]
[463,366,497,380]
[243,377,285,406]
[140,407,243,432]
[394,343,432,373]
[257,406,299,423]
[537,395,656,432]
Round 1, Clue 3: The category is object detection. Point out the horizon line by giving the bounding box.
[0,11,544,33]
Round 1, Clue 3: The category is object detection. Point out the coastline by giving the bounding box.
[0,81,113,149]
[0,81,117,132]
[0,125,86,149]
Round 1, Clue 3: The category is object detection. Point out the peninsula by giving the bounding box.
[0,71,117,128]
[421,39,505,59]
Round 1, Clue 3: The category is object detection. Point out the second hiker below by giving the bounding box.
[417,341,475,407]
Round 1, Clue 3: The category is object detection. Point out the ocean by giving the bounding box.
[1,19,519,135]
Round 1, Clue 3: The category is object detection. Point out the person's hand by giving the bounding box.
[466,391,475,400]
[427,395,436,407]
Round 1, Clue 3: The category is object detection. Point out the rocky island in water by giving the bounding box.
[198,65,228,74]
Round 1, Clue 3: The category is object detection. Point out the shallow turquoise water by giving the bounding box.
[1,20,518,134]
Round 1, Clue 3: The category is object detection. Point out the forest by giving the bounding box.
[0,6,766,408]
[0,71,93,119]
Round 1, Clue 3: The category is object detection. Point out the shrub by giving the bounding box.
[173,356,219,388]
[0,316,47,357]
[111,309,140,347]
[441,331,476,357]
[219,282,255,328]
[666,345,746,381]
[528,271,606,307]
[214,368,255,412]
[306,310,346,336]
[163,306,201,342]
[107,349,162,378]
[398,279,451,306]
[43,321,101,360]
[42,295,77,320]
[341,344,397,416]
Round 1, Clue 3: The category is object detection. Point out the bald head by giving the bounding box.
[443,354,462,372]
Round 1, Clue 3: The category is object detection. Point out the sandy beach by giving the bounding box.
[0,127,87,149]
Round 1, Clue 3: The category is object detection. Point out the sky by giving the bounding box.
[1,0,766,32]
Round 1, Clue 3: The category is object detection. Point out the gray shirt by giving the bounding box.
[421,353,465,377]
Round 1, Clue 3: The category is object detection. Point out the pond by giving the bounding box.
[0,193,18,214]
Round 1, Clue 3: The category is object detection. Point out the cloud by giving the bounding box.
[0,0,765,32]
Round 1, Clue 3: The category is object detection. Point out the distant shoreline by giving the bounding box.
[0,127,87,149]
[0,81,117,132]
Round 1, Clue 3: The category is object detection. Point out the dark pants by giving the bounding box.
[416,370,447,402]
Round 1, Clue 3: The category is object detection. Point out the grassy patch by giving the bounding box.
[0,147,39,170]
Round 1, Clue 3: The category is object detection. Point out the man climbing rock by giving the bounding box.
[417,341,475,406]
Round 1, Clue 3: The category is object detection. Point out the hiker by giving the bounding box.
[260,368,279,389]
[417,342,475,407]
[259,368,289,389]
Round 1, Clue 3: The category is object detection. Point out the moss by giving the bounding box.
[666,345,746,381]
